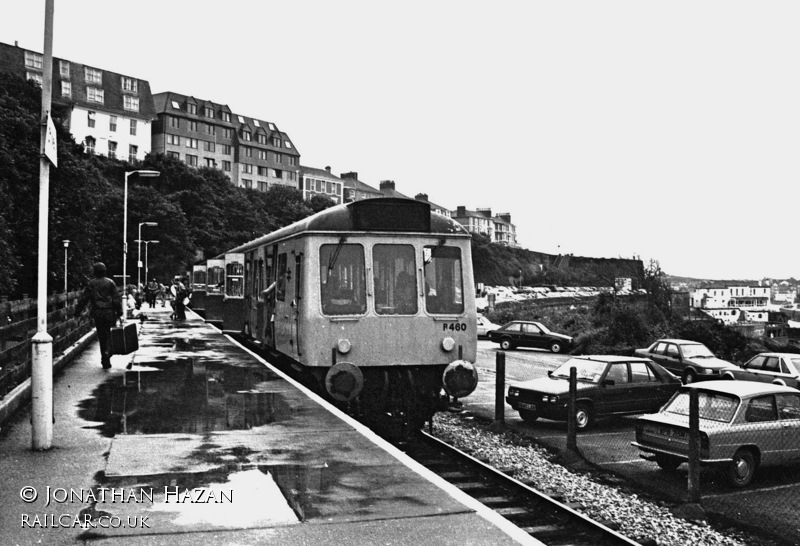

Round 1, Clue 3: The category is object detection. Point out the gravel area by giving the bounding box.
[431,411,777,546]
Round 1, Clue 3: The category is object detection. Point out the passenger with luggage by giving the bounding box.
[74,262,123,369]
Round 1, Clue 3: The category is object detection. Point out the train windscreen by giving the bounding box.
[423,246,464,314]
[320,244,367,315]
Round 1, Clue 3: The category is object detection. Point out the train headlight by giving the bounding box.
[441,337,456,352]
[337,338,352,354]
[325,362,364,402]
[442,360,478,398]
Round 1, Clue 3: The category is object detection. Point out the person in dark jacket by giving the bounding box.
[74,262,123,369]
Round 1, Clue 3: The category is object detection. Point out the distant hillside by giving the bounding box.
[471,235,644,287]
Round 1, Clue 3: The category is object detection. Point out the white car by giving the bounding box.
[476,314,500,339]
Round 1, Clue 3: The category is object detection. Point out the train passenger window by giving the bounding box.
[373,244,417,315]
[226,260,244,298]
[423,246,464,314]
[320,244,366,315]
[276,253,287,301]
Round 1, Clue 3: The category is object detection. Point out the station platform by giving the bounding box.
[0,304,540,545]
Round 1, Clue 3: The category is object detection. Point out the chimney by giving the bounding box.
[415,193,428,202]
[379,180,395,190]
[477,208,492,218]
[498,213,511,223]
[456,206,467,217]
[325,166,331,173]
[340,172,358,180]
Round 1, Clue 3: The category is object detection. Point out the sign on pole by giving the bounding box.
[44,113,57,167]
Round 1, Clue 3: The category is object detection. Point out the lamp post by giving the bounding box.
[137,222,158,289]
[135,239,159,284]
[62,240,69,294]
[123,170,159,299]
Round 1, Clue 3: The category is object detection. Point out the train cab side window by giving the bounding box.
[423,246,464,314]
[207,265,224,294]
[225,261,244,298]
[373,244,417,315]
[320,244,366,315]
[276,253,287,301]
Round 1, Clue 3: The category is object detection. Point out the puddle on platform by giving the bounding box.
[77,358,292,436]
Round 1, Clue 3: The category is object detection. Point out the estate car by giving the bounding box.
[720,352,800,388]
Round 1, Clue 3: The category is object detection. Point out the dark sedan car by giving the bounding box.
[633,338,735,385]
[487,320,572,353]
[506,356,681,430]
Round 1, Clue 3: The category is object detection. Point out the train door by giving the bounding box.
[294,251,303,357]
[264,245,278,349]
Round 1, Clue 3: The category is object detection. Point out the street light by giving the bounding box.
[62,240,69,294]
[123,170,159,295]
[137,222,158,289]
[135,239,160,284]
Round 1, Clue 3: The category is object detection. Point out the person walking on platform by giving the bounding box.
[170,276,187,320]
[145,278,159,308]
[74,262,123,369]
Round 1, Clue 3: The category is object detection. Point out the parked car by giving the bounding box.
[633,339,735,384]
[506,356,681,430]
[476,314,500,339]
[487,320,573,353]
[632,381,800,487]
[720,352,800,388]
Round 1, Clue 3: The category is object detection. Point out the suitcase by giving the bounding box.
[109,322,139,355]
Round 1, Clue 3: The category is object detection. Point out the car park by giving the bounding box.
[633,338,735,384]
[632,380,800,487]
[476,314,500,339]
[720,352,800,388]
[506,355,681,430]
[487,320,573,353]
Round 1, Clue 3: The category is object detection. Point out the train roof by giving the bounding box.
[211,198,470,259]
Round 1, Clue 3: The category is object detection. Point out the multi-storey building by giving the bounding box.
[300,166,343,204]
[0,41,155,162]
[341,172,382,202]
[691,286,770,310]
[151,91,300,191]
[452,206,518,246]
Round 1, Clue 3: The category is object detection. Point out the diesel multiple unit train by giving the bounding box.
[190,198,479,429]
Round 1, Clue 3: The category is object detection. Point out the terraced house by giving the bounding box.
[0,41,155,162]
[151,92,300,191]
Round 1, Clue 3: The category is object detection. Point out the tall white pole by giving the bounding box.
[32,0,55,450]
[137,223,142,290]
[122,171,129,316]
[63,240,69,294]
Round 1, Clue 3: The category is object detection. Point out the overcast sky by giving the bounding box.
[3,1,798,280]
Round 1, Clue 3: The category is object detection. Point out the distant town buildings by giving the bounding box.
[0,40,519,247]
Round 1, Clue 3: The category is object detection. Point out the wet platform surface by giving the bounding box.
[0,305,538,545]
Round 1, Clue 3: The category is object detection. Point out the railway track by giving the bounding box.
[403,430,641,546]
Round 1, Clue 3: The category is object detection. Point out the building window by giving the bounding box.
[109,115,117,132]
[258,149,267,160]
[87,87,104,104]
[222,144,231,155]
[26,72,42,86]
[258,181,268,192]
[242,164,253,174]
[130,119,137,136]
[84,67,102,84]
[169,116,180,129]
[204,107,214,118]
[187,104,197,115]
[287,156,297,166]
[222,160,231,172]
[167,151,180,160]
[205,123,215,135]
[257,134,267,145]
[257,166,268,176]
[271,169,283,179]
[243,147,252,158]
[187,154,198,166]
[204,158,215,167]
[129,144,138,162]
[85,136,96,154]
[222,128,232,139]
[61,81,71,97]
[186,138,198,149]
[59,60,70,78]
[242,178,252,189]
[25,51,43,69]
[189,120,197,132]
[171,100,180,109]
[284,141,292,149]
[243,131,252,141]
[203,141,215,152]
[222,112,231,122]
[124,95,139,112]
[108,141,117,159]
[167,134,180,145]
[271,136,282,147]
[238,115,246,123]
[286,171,297,182]
[121,77,137,93]
[87,111,96,128]
[274,152,282,163]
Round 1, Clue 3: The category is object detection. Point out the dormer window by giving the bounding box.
[222,112,231,122]
[121,77,137,93]
[25,51,43,69]
[84,67,102,84]
[243,131,252,141]
[271,136,282,147]
[188,104,197,115]
[204,106,214,118]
